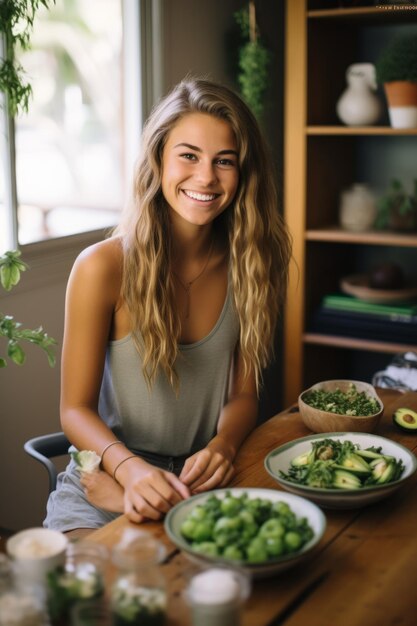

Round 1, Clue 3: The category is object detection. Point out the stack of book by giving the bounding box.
[310,293,417,344]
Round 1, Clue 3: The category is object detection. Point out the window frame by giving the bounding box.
[1,0,163,258]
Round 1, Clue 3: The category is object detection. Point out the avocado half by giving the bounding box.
[393,407,417,432]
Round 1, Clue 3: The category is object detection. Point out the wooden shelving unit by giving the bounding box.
[283,0,417,405]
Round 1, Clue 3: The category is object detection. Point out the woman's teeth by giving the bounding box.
[183,190,218,201]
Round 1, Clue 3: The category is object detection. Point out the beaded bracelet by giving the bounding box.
[113,455,138,482]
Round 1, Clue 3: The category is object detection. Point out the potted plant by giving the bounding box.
[0,250,56,368]
[375,178,417,232]
[375,34,417,128]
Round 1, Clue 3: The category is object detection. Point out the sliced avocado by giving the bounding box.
[355,448,383,461]
[393,407,417,432]
[332,469,362,490]
[369,458,400,484]
[334,453,371,476]
[338,453,371,475]
[290,450,313,467]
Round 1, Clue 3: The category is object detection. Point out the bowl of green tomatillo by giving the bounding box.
[164,488,326,578]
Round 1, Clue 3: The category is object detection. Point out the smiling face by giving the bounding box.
[161,112,239,229]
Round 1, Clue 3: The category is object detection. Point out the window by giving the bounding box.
[0,0,145,252]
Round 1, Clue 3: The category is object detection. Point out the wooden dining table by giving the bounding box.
[88,388,417,626]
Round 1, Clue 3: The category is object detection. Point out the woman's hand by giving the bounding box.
[80,470,124,513]
[179,436,235,494]
[120,458,190,523]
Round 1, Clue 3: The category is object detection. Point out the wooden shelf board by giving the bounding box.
[303,333,417,354]
[308,6,417,23]
[307,126,417,136]
[305,227,417,247]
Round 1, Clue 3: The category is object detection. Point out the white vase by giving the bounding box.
[336,63,383,126]
[339,184,377,232]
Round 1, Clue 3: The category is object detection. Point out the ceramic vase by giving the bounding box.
[339,184,377,232]
[336,63,383,126]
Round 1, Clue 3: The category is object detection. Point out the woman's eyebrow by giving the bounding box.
[174,142,238,156]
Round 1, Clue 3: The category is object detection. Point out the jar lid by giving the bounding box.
[187,568,250,605]
[112,530,166,570]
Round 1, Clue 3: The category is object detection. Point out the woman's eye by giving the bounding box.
[181,153,197,161]
[216,158,235,167]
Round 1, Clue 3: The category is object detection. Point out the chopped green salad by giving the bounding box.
[180,491,314,564]
[302,383,380,416]
[280,438,405,490]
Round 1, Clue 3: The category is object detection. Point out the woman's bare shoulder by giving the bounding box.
[69,238,123,299]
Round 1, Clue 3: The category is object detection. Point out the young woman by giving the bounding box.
[44,78,291,533]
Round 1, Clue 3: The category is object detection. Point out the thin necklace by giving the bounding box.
[172,235,215,319]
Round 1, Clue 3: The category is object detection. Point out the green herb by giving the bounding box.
[180,491,314,564]
[47,564,104,623]
[0,250,56,368]
[111,578,166,626]
[302,383,380,416]
[280,438,405,490]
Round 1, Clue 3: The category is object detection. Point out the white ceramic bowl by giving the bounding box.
[265,432,417,509]
[7,527,68,585]
[164,487,326,578]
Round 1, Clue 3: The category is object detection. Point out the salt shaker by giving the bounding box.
[186,567,251,626]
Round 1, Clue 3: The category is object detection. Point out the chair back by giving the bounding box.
[24,432,71,494]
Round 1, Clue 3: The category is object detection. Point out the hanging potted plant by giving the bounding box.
[375,34,417,129]
[234,0,270,122]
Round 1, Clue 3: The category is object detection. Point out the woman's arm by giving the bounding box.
[61,240,189,521]
[179,345,258,492]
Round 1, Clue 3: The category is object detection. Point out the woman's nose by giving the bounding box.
[194,160,217,185]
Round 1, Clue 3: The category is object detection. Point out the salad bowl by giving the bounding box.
[298,380,383,433]
[164,487,326,578]
[265,432,417,509]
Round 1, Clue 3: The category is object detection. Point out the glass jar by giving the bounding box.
[47,540,108,625]
[0,554,48,626]
[111,531,167,626]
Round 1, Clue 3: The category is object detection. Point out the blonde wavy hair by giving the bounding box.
[114,78,291,393]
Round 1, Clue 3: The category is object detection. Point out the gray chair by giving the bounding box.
[24,432,71,494]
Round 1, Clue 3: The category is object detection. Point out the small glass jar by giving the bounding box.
[111,531,167,626]
[47,540,108,625]
[0,554,48,626]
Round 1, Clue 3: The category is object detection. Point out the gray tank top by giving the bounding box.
[98,285,239,457]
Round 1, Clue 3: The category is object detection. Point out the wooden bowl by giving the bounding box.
[298,380,383,433]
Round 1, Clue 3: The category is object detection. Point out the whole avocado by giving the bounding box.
[393,407,417,432]
[369,262,404,290]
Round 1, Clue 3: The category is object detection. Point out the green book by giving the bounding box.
[322,294,417,317]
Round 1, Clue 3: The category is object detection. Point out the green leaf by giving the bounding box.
[0,265,12,291]
[0,250,28,290]
[0,358,7,368]
[8,342,26,365]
